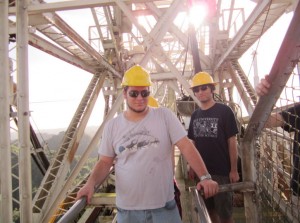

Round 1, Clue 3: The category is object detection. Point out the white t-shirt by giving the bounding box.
[99,107,186,210]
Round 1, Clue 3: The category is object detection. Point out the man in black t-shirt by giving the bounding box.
[188,72,240,223]
[256,74,300,206]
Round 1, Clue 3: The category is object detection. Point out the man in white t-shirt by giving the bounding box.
[76,65,219,223]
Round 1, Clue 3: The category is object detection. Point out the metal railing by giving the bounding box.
[57,180,255,223]
[57,197,87,223]
[189,181,255,223]
[55,167,115,222]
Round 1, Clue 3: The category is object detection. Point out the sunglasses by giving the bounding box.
[128,90,150,98]
[192,85,210,93]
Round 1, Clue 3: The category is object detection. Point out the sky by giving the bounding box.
[26,8,105,131]
[28,47,104,130]
[13,1,296,131]
[238,9,299,107]
[239,12,293,83]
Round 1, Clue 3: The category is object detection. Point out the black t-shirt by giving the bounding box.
[188,103,239,176]
[281,103,300,159]
[281,104,300,135]
[280,103,300,195]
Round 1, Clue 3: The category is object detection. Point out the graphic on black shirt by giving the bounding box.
[193,117,218,138]
[118,126,159,154]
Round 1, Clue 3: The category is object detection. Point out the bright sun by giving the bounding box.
[188,2,208,28]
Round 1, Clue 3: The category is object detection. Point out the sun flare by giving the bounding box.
[188,3,208,28]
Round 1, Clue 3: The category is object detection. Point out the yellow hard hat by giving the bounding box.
[148,96,159,107]
[121,65,152,87]
[190,72,217,88]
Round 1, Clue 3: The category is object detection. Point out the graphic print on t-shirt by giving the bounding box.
[193,117,218,138]
[117,126,159,154]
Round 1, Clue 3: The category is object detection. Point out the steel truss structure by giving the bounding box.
[1,0,300,222]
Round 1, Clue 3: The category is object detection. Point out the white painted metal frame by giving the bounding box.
[16,0,32,222]
[0,0,13,222]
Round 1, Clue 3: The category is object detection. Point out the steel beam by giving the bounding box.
[0,0,13,222]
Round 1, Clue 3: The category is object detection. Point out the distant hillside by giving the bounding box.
[38,126,99,157]
[11,126,100,157]
[10,126,100,222]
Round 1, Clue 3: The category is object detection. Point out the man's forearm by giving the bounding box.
[178,138,209,177]
[228,136,238,172]
[86,158,113,188]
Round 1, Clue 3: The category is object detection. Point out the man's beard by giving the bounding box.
[127,103,147,113]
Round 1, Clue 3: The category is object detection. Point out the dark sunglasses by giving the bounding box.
[192,85,209,93]
[128,90,150,98]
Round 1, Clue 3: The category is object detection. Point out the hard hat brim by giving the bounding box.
[190,82,218,89]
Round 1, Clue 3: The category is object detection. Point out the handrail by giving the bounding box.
[190,181,255,194]
[56,168,115,223]
[189,181,255,223]
[190,188,212,223]
[57,197,87,223]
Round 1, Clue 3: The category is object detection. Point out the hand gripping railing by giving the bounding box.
[189,181,255,223]
[57,196,87,223]
[56,167,115,223]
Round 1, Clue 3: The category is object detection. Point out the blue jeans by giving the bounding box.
[116,199,182,223]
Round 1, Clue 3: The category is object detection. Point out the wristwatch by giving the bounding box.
[199,173,212,181]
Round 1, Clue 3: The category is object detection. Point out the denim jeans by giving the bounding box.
[116,199,182,223]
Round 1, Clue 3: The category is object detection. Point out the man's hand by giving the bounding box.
[229,171,240,183]
[197,179,219,199]
[256,74,271,96]
[76,183,95,204]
